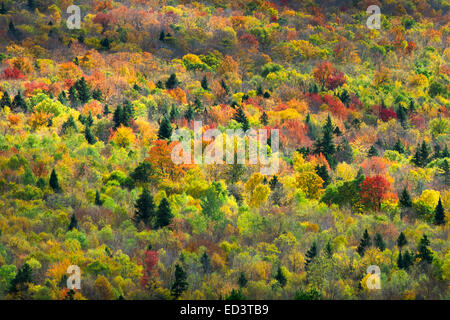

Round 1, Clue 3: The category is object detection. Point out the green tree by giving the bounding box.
[201,75,209,90]
[68,214,78,231]
[75,77,91,103]
[165,73,179,89]
[157,117,173,140]
[314,115,336,168]
[399,188,412,208]
[238,272,248,288]
[416,235,433,264]
[171,264,188,299]
[260,111,268,126]
[233,105,249,131]
[274,266,287,287]
[397,232,408,251]
[368,145,378,157]
[49,169,61,192]
[434,197,445,225]
[8,263,32,294]
[315,164,330,187]
[155,198,173,229]
[95,190,103,206]
[374,233,385,251]
[12,91,27,112]
[200,252,211,274]
[357,229,371,256]
[133,188,155,228]
[305,242,317,270]
[0,90,11,108]
[84,125,95,144]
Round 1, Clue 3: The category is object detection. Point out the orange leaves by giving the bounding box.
[8,114,20,126]
[58,62,83,81]
[81,100,103,117]
[313,61,333,88]
[167,87,187,104]
[147,140,187,181]
[29,111,51,129]
[360,156,388,177]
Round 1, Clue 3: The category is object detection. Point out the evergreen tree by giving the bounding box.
[8,263,32,294]
[397,232,408,250]
[103,104,110,116]
[399,187,412,208]
[84,125,95,144]
[392,138,405,154]
[225,289,246,300]
[169,104,178,122]
[274,266,287,287]
[238,272,248,288]
[58,91,68,105]
[412,141,430,167]
[95,190,103,206]
[0,90,11,108]
[61,115,78,135]
[155,198,173,229]
[315,164,330,187]
[0,2,7,14]
[357,229,371,256]
[441,159,450,186]
[68,86,78,106]
[368,145,378,157]
[68,214,78,231]
[314,115,336,168]
[92,88,103,101]
[49,169,61,192]
[201,75,209,90]
[133,188,155,228]
[434,197,445,225]
[396,106,407,128]
[12,91,27,112]
[157,117,173,140]
[165,73,179,89]
[374,233,386,251]
[442,145,449,158]
[159,30,165,41]
[171,264,188,299]
[260,111,268,126]
[325,241,333,258]
[200,252,211,274]
[233,105,249,131]
[397,251,404,269]
[417,235,433,264]
[185,104,194,122]
[75,77,91,103]
[27,0,36,10]
[113,106,123,128]
[221,79,230,95]
[402,250,413,270]
[305,242,317,270]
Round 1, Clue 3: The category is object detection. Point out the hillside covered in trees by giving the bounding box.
[0,0,448,300]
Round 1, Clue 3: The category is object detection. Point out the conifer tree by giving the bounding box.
[200,252,211,274]
[399,187,412,208]
[274,266,287,287]
[201,75,209,90]
[397,232,408,251]
[434,197,445,225]
[233,105,249,131]
[417,234,433,264]
[155,198,173,229]
[12,91,27,112]
[95,190,103,206]
[159,30,165,41]
[165,73,179,89]
[157,117,173,140]
[374,233,386,251]
[68,214,78,231]
[134,188,155,228]
[185,104,194,122]
[0,90,11,108]
[8,263,32,294]
[315,164,330,187]
[169,104,178,122]
[49,169,61,192]
[305,242,317,270]
[0,2,7,14]
[113,106,123,128]
[314,115,336,168]
[238,272,248,288]
[368,145,378,157]
[58,91,68,105]
[357,229,371,256]
[325,241,333,258]
[260,111,268,126]
[75,77,91,103]
[392,138,405,154]
[84,125,95,144]
[92,88,103,101]
[397,251,404,269]
[171,264,188,299]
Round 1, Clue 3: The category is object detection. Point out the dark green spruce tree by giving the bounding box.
[157,116,173,140]
[171,264,188,299]
[434,197,445,225]
[68,214,78,231]
[155,197,173,229]
[133,188,155,228]
[49,169,61,192]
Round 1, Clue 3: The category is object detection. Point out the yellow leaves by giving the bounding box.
[300,221,319,233]
[46,258,72,282]
[167,87,187,104]
[416,189,440,208]
[293,152,314,173]
[336,162,356,181]
[57,62,83,81]
[135,119,157,146]
[29,111,51,130]
[94,275,115,300]
[289,40,326,59]
[112,125,136,148]
[295,171,323,199]
[245,173,270,208]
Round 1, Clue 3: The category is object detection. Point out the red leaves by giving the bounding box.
[141,250,159,287]
[325,69,346,90]
[379,106,397,122]
[322,94,348,119]
[313,61,346,90]
[360,175,391,210]
[1,67,26,80]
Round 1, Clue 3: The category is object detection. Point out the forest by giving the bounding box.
[0,0,448,300]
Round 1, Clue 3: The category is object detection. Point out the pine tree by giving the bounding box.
[0,90,11,108]
[402,250,413,270]
[49,169,61,192]
[200,252,211,274]
[397,251,404,269]
[95,190,103,206]
[185,104,194,122]
[374,233,386,251]
[238,272,248,288]
[8,263,32,294]
[256,84,264,96]
[357,229,371,256]
[0,2,7,14]
[325,241,333,258]
[27,0,36,10]
[233,105,249,131]
[305,242,317,270]
[221,79,229,95]
[368,145,378,157]
[260,111,268,126]
[92,88,103,101]
[58,91,68,105]
[434,197,445,225]
[169,104,178,122]
[75,77,91,103]
[399,187,412,208]
[159,30,165,41]
[171,264,188,299]
[417,235,433,264]
[396,106,407,128]
[61,115,78,135]
[165,73,179,89]
[84,125,95,144]
[315,164,330,187]
[133,188,155,228]
[155,198,173,229]
[441,159,450,186]
[201,75,209,90]
[12,91,27,112]
[68,86,78,106]
[68,214,78,231]
[412,141,430,167]
[157,117,173,140]
[392,138,405,154]
[274,266,287,287]
[113,106,123,128]
[397,232,408,250]
[314,115,336,168]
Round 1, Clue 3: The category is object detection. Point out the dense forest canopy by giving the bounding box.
[0,0,448,300]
